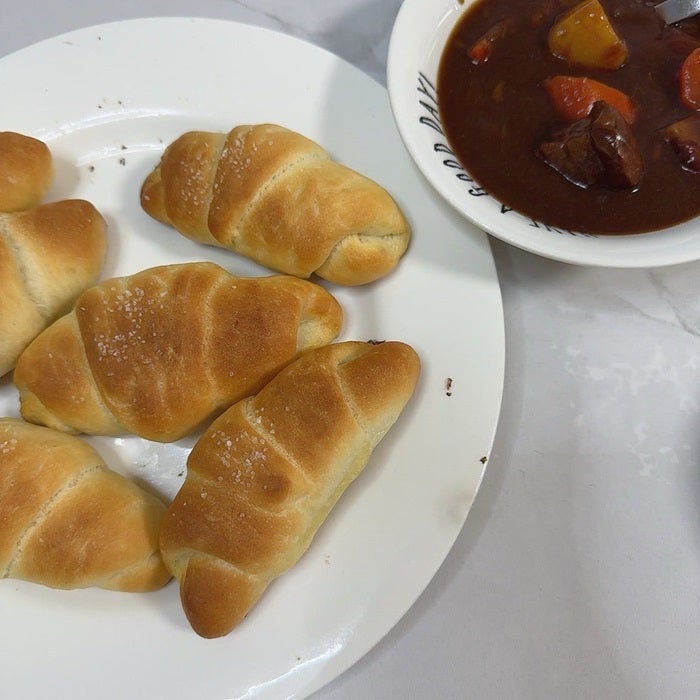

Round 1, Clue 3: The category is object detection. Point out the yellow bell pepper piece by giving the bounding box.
[548,0,627,70]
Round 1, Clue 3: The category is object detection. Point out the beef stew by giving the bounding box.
[437,0,700,234]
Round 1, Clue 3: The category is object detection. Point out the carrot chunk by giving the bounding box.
[678,47,700,110]
[468,22,506,64]
[544,75,636,124]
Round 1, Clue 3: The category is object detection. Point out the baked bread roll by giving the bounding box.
[0,131,53,212]
[160,340,420,638]
[0,199,107,377]
[140,123,410,286]
[14,262,343,442]
[0,418,170,591]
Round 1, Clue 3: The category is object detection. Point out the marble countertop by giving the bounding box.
[1,1,698,698]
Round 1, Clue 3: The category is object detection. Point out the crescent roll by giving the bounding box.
[160,340,420,637]
[0,199,107,377]
[0,131,53,212]
[0,418,170,592]
[140,123,410,285]
[14,262,343,442]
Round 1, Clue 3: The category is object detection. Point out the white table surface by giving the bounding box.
[1,1,698,698]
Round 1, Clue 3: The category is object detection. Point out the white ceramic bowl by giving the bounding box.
[387,0,700,267]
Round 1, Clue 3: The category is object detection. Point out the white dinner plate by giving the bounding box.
[0,18,504,700]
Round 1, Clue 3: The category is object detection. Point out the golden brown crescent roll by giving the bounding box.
[0,132,53,212]
[160,340,420,638]
[0,199,107,377]
[140,123,411,286]
[14,262,343,442]
[0,418,170,592]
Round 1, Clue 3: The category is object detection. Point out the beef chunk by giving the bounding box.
[538,101,644,189]
[662,114,700,172]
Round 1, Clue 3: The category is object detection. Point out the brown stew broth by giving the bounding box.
[437,0,700,234]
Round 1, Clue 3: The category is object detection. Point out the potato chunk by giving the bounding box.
[548,0,627,70]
